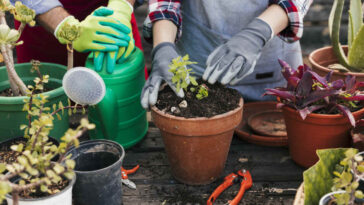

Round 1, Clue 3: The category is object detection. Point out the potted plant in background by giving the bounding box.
[151,55,243,185]
[309,0,364,82]
[0,0,80,140]
[0,78,93,205]
[264,59,364,168]
[352,119,364,151]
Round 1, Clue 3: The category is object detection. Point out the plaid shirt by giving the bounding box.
[143,0,313,43]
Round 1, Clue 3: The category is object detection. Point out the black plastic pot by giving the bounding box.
[66,139,125,205]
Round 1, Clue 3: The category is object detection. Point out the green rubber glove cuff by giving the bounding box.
[54,16,80,45]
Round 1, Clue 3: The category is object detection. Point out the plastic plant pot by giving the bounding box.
[5,175,76,205]
[65,139,125,205]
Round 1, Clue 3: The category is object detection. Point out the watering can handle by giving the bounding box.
[95,88,118,139]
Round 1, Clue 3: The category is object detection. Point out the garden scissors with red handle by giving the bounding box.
[121,165,140,189]
[207,169,253,205]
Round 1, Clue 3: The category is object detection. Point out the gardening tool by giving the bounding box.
[206,169,252,205]
[121,165,140,189]
[63,67,106,105]
[85,48,148,149]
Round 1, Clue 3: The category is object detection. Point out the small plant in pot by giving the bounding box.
[150,55,243,185]
[0,0,81,140]
[0,78,92,205]
[264,59,364,168]
[309,0,364,82]
[319,149,364,205]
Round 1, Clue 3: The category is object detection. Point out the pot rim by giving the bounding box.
[5,174,76,202]
[282,104,364,119]
[308,45,364,77]
[67,139,125,175]
[0,62,67,105]
[319,190,345,205]
[151,98,244,121]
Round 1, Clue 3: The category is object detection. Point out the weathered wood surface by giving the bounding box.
[121,121,305,205]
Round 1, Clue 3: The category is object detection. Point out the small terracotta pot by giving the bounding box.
[282,106,364,168]
[151,98,243,185]
[308,46,364,82]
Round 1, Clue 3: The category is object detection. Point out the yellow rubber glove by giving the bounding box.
[55,8,131,53]
[93,0,135,74]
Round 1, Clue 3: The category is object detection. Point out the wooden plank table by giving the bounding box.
[120,117,305,205]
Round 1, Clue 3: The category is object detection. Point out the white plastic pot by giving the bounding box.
[319,190,345,205]
[5,176,76,205]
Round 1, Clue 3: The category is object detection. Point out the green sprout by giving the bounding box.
[196,85,208,100]
[169,55,198,92]
[332,149,364,205]
[169,55,209,100]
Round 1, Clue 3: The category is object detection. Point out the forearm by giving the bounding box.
[258,4,289,35]
[152,20,178,48]
[36,7,71,33]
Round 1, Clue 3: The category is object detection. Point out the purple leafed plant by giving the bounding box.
[263,59,364,127]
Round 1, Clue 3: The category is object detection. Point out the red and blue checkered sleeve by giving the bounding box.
[269,0,313,42]
[143,0,182,43]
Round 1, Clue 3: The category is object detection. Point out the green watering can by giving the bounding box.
[84,48,148,149]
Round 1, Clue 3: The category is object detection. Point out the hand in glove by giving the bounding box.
[203,18,273,85]
[55,7,131,53]
[93,0,135,74]
[141,42,185,109]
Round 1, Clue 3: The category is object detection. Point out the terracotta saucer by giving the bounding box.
[235,101,288,147]
[247,110,286,138]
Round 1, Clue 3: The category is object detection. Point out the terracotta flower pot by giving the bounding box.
[308,46,364,82]
[282,106,364,168]
[151,98,243,185]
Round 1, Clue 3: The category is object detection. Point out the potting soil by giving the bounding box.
[156,79,241,118]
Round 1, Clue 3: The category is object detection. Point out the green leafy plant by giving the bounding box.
[168,55,209,100]
[0,76,91,205]
[329,0,364,72]
[331,149,364,204]
[303,148,351,205]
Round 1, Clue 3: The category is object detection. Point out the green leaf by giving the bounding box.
[329,0,354,71]
[53,164,65,174]
[20,124,27,130]
[303,148,356,205]
[40,185,48,192]
[65,159,75,169]
[355,190,364,199]
[348,26,364,70]
[348,0,363,48]
[190,77,198,86]
[0,164,5,173]
[56,113,61,121]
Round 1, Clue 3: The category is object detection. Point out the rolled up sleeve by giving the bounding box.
[10,0,63,15]
[143,0,182,42]
[269,0,313,42]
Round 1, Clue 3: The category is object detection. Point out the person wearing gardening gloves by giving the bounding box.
[141,0,313,108]
[11,0,146,75]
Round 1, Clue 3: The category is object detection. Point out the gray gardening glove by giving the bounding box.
[203,18,273,85]
[141,42,184,109]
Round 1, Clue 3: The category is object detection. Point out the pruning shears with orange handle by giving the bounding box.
[121,165,140,189]
[207,169,252,205]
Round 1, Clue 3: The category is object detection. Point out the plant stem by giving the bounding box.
[1,45,20,95]
[51,105,83,116]
[67,44,73,70]
[11,191,19,205]
[17,23,26,36]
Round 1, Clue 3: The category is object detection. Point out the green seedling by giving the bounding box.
[169,55,208,100]
[0,77,92,205]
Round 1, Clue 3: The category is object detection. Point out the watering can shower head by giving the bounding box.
[62,67,106,105]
